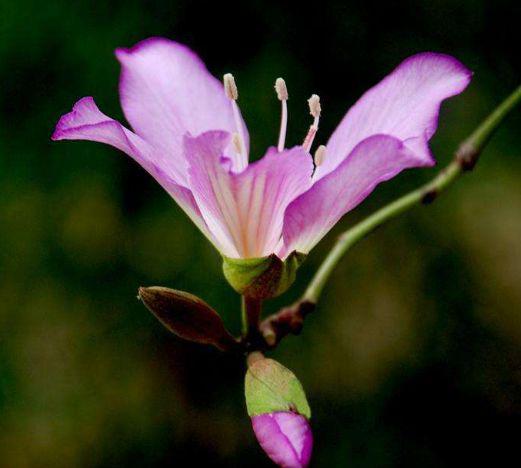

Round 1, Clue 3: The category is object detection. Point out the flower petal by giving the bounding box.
[185,132,313,258]
[52,96,150,160]
[283,134,420,254]
[315,53,472,179]
[252,412,313,468]
[51,97,216,246]
[115,37,249,177]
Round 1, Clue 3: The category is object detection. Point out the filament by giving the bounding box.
[223,73,248,170]
[275,78,288,152]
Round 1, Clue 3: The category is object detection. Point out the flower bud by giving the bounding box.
[138,286,239,352]
[252,411,313,467]
[245,357,313,466]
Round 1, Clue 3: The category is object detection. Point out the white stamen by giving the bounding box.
[275,77,288,101]
[303,94,321,152]
[314,145,326,166]
[275,78,288,152]
[308,94,321,119]
[223,73,247,170]
[223,73,238,100]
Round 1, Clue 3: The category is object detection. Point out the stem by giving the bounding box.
[242,296,263,345]
[241,296,248,335]
[457,84,521,169]
[303,84,521,303]
[247,351,265,367]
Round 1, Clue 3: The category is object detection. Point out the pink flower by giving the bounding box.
[252,412,313,467]
[52,37,471,259]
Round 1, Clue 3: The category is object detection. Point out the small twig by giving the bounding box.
[456,84,521,170]
[259,300,316,348]
[241,296,265,350]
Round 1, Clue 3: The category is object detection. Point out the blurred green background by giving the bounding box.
[1,0,520,466]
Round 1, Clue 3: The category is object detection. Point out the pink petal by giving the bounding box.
[51,97,217,247]
[52,96,150,159]
[283,134,419,254]
[184,131,313,258]
[315,52,472,180]
[115,37,249,176]
[252,412,313,468]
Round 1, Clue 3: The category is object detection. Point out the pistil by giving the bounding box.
[223,73,248,170]
[275,78,288,152]
[303,94,321,152]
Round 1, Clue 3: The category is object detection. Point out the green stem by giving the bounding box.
[303,84,521,303]
[458,84,521,166]
[241,296,248,335]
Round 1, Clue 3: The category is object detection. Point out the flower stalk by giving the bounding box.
[242,296,264,348]
[302,83,521,305]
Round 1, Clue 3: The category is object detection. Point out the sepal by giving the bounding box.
[222,251,306,299]
[245,357,310,418]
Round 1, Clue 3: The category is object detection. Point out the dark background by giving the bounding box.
[1,0,520,466]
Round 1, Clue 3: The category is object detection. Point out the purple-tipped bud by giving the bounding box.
[252,411,313,468]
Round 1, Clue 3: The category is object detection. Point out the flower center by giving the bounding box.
[223,74,326,167]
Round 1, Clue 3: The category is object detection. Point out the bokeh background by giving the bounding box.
[1,0,520,466]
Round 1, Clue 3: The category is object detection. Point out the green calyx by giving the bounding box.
[245,357,311,418]
[222,251,306,300]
